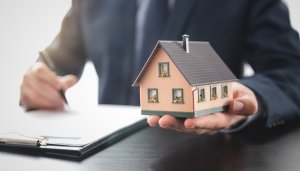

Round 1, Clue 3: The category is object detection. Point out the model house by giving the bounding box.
[132,35,237,118]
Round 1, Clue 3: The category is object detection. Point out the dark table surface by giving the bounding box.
[1,123,300,171]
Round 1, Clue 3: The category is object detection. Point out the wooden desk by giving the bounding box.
[0,123,300,171]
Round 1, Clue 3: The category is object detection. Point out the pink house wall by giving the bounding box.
[139,47,194,113]
[193,82,233,111]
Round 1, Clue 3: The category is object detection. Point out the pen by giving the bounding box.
[39,51,68,105]
[59,89,68,104]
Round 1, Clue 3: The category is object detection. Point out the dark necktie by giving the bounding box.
[131,0,169,105]
[134,0,168,75]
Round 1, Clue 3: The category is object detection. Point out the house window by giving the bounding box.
[158,62,170,77]
[148,89,158,103]
[198,88,205,102]
[210,86,217,100]
[222,84,228,98]
[172,89,184,103]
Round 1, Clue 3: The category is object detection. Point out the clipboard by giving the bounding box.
[0,105,146,159]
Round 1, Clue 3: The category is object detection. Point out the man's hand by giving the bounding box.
[20,62,78,110]
[147,82,258,134]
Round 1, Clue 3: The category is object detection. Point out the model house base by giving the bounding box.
[141,105,230,118]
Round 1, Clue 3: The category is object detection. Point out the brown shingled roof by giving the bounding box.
[132,41,237,86]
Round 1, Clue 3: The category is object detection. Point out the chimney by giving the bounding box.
[182,34,190,53]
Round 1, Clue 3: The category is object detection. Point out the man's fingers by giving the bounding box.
[21,69,64,109]
[159,115,179,128]
[25,74,63,103]
[159,115,194,133]
[30,62,61,89]
[59,75,78,90]
[231,82,258,116]
[21,83,64,109]
[185,112,247,130]
[195,129,218,135]
[20,63,77,110]
[147,115,161,126]
[232,97,258,116]
[185,113,228,130]
[149,114,231,132]
[148,115,193,132]
[185,113,244,130]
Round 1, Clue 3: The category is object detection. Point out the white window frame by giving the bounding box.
[210,85,218,100]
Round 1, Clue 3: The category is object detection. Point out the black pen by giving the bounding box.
[59,89,68,104]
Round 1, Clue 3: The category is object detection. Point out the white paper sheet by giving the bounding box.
[0,105,145,147]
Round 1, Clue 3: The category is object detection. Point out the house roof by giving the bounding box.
[132,41,237,86]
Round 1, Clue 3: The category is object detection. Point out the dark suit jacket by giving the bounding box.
[43,0,300,130]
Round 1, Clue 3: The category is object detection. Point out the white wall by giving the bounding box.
[286,0,300,32]
[0,0,299,111]
[0,0,98,111]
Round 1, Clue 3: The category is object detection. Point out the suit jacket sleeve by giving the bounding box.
[40,0,87,77]
[239,0,300,130]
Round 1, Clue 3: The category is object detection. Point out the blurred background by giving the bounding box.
[0,0,299,111]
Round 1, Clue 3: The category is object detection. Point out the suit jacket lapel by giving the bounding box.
[163,0,197,40]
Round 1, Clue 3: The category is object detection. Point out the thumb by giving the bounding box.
[232,97,258,116]
[59,75,78,90]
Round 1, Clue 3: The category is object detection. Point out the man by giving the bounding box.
[20,0,300,134]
